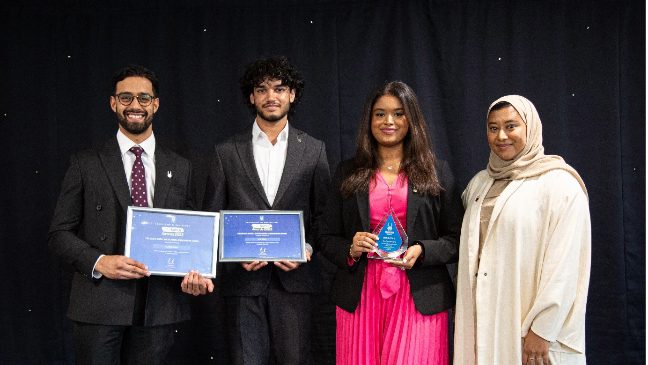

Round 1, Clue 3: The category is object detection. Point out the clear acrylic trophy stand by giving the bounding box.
[370,207,408,259]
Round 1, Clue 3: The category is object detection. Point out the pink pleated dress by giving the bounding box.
[336,172,449,365]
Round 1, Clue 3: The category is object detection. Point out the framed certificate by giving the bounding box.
[125,207,219,278]
[219,210,307,262]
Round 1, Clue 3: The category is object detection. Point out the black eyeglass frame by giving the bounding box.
[113,92,157,106]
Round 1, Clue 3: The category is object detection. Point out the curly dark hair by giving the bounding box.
[340,81,442,197]
[240,56,304,115]
[112,65,159,96]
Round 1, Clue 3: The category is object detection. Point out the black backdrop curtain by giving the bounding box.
[0,0,644,364]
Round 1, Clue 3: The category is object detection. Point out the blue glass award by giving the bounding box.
[371,208,408,259]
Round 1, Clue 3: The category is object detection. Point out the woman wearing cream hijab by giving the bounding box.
[454,95,591,365]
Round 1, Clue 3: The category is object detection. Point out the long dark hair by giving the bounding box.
[340,81,441,197]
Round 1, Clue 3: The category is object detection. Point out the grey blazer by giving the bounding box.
[203,125,330,296]
[48,137,194,326]
[318,159,463,315]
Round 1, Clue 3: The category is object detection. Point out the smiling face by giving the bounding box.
[110,76,158,139]
[249,78,295,124]
[370,95,409,149]
[487,105,527,161]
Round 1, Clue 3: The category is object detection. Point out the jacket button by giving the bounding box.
[483,272,487,276]
[475,273,478,277]
[96,204,102,211]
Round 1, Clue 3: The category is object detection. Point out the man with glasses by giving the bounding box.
[203,56,330,364]
[49,65,213,364]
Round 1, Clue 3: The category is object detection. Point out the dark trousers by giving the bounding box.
[226,274,313,365]
[73,322,175,365]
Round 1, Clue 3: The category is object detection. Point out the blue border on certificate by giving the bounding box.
[125,207,219,278]
[219,210,306,262]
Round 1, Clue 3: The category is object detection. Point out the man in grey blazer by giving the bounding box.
[49,65,213,364]
[203,57,330,364]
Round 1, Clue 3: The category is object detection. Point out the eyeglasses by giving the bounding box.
[114,93,156,106]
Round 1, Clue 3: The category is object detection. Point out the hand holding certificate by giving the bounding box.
[181,270,215,296]
[125,207,220,278]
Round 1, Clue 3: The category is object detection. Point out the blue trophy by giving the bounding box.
[371,208,408,259]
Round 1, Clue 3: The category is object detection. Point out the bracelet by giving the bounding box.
[349,244,359,262]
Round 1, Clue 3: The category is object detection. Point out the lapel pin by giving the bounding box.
[167,171,173,178]
[412,187,418,193]
[297,136,302,143]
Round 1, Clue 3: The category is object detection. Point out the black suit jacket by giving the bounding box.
[203,125,330,296]
[48,137,194,326]
[318,159,463,315]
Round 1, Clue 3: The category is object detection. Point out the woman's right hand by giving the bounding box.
[349,232,378,259]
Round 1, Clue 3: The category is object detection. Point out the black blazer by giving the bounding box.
[48,137,194,326]
[318,159,463,315]
[203,126,330,296]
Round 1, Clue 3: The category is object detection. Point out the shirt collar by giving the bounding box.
[116,129,156,158]
[252,119,289,143]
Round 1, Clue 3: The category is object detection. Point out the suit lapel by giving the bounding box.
[235,131,271,207]
[356,192,370,231]
[272,128,306,208]
[406,180,423,234]
[98,138,130,210]
[153,146,172,208]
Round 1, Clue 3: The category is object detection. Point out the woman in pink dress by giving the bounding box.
[318,81,462,365]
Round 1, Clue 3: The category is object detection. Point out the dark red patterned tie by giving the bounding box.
[129,146,149,325]
[129,146,148,207]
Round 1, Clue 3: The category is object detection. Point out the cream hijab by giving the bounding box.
[486,95,588,196]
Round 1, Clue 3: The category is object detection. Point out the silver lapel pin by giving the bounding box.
[167,171,173,178]
[297,136,302,143]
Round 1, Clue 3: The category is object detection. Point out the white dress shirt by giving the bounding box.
[252,121,288,206]
[250,121,313,256]
[92,130,157,278]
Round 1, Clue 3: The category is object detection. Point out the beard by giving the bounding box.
[255,104,290,123]
[116,108,154,135]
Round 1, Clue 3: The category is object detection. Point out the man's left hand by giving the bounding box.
[274,248,311,272]
[181,270,214,296]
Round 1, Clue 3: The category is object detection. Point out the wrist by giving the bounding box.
[409,241,424,261]
[348,244,359,262]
